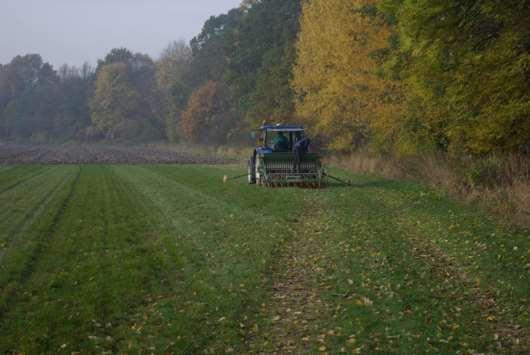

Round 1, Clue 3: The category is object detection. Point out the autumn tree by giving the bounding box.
[90,63,139,139]
[180,81,233,144]
[293,0,399,151]
[185,0,302,130]
[90,49,162,140]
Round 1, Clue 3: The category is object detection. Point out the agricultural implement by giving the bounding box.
[247,124,325,187]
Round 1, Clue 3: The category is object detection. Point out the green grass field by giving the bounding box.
[0,165,528,353]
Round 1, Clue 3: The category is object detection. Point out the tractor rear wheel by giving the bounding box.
[247,159,256,184]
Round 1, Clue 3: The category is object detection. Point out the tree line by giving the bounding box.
[0,0,528,155]
[294,0,529,155]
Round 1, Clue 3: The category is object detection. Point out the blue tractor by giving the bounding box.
[247,124,325,187]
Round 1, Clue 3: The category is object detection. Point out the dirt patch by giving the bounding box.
[247,200,331,353]
[0,143,237,165]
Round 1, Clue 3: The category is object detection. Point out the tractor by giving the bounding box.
[247,124,325,187]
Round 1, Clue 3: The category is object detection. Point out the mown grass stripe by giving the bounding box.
[0,166,49,195]
[303,185,502,353]
[18,167,81,283]
[0,167,75,262]
[0,166,80,327]
[366,182,530,329]
[0,166,40,185]
[111,165,302,353]
[0,165,527,353]
[143,165,299,222]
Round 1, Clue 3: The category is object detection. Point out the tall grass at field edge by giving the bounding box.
[327,153,530,227]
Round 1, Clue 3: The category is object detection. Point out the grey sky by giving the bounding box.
[0,0,241,68]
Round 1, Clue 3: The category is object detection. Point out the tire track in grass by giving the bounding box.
[93,167,114,349]
[0,166,40,186]
[367,188,530,352]
[110,166,217,352]
[18,166,81,283]
[393,217,530,352]
[0,166,49,195]
[247,196,331,353]
[71,166,187,353]
[113,165,300,353]
[0,166,58,224]
[89,166,140,353]
[311,174,526,353]
[93,166,173,351]
[0,166,138,353]
[0,166,81,320]
[301,183,503,353]
[0,167,74,263]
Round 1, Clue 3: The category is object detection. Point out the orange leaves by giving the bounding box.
[179,81,232,144]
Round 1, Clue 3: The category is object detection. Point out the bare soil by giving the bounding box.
[0,143,235,165]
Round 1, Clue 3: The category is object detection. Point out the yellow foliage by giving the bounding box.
[293,0,402,151]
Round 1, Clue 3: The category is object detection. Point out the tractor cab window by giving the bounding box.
[266,131,289,151]
[265,130,305,152]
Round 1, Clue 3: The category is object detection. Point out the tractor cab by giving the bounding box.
[255,124,306,153]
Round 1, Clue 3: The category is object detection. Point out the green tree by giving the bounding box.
[0,54,61,140]
[189,10,241,88]
[55,64,94,139]
[156,41,192,142]
[379,0,530,154]
[249,45,297,122]
[225,0,301,124]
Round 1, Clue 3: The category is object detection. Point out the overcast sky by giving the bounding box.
[0,0,242,68]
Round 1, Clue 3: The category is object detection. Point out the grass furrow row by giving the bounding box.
[367,182,529,329]
[0,167,80,324]
[0,167,75,257]
[0,165,527,353]
[0,166,49,195]
[111,165,302,353]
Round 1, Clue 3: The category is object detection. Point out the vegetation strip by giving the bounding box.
[0,166,48,195]
[394,216,529,352]
[0,167,80,321]
[247,197,330,353]
[367,183,530,330]
[0,165,528,353]
[0,167,73,262]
